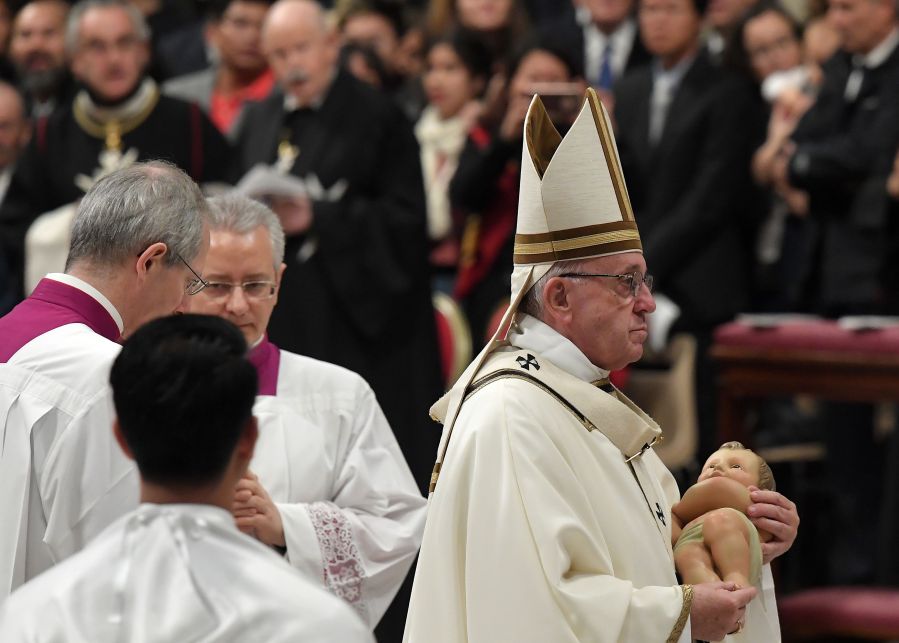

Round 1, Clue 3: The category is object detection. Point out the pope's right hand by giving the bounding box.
[690,581,756,641]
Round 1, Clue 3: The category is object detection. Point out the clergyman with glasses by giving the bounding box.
[0,161,211,600]
[187,194,426,630]
[404,89,799,643]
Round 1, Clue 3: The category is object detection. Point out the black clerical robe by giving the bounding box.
[237,70,442,496]
[0,90,235,298]
[789,44,899,311]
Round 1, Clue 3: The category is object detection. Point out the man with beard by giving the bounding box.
[0,0,234,302]
[9,0,72,117]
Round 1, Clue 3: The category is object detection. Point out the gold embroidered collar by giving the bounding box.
[73,78,160,151]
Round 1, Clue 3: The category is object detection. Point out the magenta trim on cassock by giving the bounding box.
[248,336,281,396]
[0,278,121,362]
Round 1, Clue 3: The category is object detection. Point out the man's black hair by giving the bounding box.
[110,314,257,486]
[206,0,273,22]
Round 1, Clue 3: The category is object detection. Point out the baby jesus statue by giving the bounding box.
[672,441,776,589]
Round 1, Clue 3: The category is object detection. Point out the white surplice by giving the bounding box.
[0,504,373,642]
[249,342,426,627]
[404,316,781,642]
[0,276,137,600]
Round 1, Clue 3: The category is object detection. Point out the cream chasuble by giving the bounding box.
[405,316,780,642]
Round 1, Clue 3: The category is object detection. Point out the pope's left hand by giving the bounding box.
[747,486,799,564]
[233,471,286,548]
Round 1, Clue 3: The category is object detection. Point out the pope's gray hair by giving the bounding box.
[66,161,208,270]
[205,194,286,268]
[65,0,151,55]
[519,258,593,321]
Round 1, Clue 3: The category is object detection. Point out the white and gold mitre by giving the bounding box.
[509,87,641,307]
[429,89,642,493]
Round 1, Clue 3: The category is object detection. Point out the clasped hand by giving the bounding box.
[232,470,286,548]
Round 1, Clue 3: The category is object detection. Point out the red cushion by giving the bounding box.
[779,587,899,639]
[715,321,899,354]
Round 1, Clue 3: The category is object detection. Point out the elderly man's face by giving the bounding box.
[10,0,69,95]
[263,1,339,106]
[70,6,149,103]
[188,225,285,346]
[559,252,655,371]
[828,0,894,56]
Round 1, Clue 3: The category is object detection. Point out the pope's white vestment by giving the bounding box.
[404,316,780,642]
[247,338,427,627]
[0,504,374,642]
[0,275,137,600]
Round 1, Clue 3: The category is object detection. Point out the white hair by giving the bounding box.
[65,0,150,55]
[519,258,593,321]
[205,194,286,268]
[66,161,208,269]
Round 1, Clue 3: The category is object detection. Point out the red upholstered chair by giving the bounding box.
[433,292,473,388]
[779,587,899,640]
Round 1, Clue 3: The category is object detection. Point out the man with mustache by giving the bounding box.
[9,0,72,117]
[0,0,234,303]
[236,3,440,638]
[236,0,440,517]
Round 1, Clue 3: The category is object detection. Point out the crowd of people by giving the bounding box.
[0,0,893,638]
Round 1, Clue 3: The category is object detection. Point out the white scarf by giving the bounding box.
[414,105,474,241]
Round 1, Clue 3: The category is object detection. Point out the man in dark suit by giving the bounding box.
[237,0,440,500]
[781,0,898,313]
[775,0,899,584]
[613,0,758,457]
[542,0,651,95]
[236,3,441,637]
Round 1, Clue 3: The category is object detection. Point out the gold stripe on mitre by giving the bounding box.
[585,88,635,223]
[513,220,642,264]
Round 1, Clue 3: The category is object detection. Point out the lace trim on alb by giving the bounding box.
[306,501,367,617]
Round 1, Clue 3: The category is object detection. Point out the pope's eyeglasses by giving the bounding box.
[558,271,654,299]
